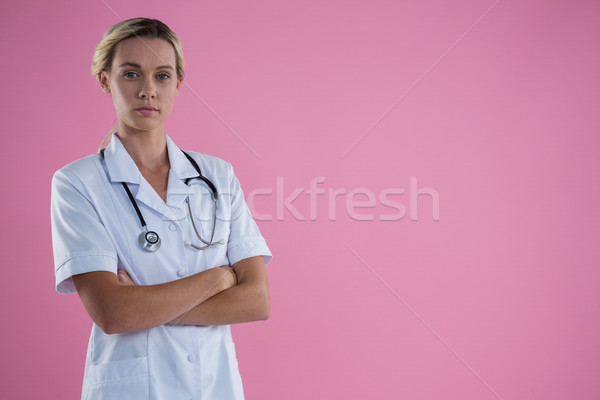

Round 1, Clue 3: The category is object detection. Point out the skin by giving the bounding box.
[72,37,270,334]
[99,36,180,200]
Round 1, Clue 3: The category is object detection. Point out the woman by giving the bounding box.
[51,18,272,399]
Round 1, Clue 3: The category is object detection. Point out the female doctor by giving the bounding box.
[51,18,272,400]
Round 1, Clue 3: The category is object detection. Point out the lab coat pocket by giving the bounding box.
[205,226,231,267]
[193,209,230,239]
[86,356,149,400]
[193,210,231,267]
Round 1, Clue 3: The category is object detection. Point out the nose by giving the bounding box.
[138,78,156,99]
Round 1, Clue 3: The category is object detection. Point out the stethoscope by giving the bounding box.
[101,149,224,252]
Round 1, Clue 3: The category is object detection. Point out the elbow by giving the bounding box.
[94,317,115,334]
[99,324,120,335]
[93,308,133,335]
[257,304,270,321]
[96,316,127,335]
[100,319,139,335]
[256,289,271,321]
[260,308,270,321]
[101,319,132,335]
[74,274,137,335]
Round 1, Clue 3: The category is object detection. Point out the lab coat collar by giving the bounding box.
[103,134,141,185]
[165,135,199,183]
[165,135,198,208]
[103,133,198,213]
[103,134,199,184]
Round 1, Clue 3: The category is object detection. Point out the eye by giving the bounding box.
[124,72,139,79]
[157,73,170,80]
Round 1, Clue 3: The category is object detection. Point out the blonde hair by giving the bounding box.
[91,17,185,81]
[92,18,185,152]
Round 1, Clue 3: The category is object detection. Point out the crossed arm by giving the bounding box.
[72,256,270,334]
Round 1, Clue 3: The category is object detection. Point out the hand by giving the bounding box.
[117,269,135,286]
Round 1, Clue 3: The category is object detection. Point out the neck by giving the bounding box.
[115,125,169,171]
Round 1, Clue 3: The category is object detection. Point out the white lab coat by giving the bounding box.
[51,134,272,400]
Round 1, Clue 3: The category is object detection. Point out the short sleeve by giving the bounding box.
[51,169,118,294]
[224,163,272,266]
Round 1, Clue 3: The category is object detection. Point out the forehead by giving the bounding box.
[112,37,176,68]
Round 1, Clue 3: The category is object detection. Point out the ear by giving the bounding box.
[175,78,182,95]
[98,71,111,93]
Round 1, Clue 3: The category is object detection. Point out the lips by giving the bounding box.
[136,106,158,116]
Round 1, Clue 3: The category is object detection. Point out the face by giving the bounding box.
[99,37,182,136]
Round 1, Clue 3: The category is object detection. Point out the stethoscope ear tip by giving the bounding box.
[217,239,225,245]
[184,240,192,246]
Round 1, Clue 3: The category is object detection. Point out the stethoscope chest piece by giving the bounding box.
[139,230,161,252]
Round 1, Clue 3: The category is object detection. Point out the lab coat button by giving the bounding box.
[177,268,187,277]
[169,224,177,231]
[188,354,197,362]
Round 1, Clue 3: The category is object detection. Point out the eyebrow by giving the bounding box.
[118,62,174,70]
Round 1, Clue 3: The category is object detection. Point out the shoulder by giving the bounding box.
[52,154,104,193]
[54,153,102,178]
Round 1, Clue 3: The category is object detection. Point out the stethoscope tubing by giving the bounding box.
[100,148,221,252]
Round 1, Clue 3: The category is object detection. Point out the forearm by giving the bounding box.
[171,281,270,326]
[172,256,270,326]
[73,266,234,334]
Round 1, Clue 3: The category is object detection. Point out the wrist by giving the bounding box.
[216,266,236,291]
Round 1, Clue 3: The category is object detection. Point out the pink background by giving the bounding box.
[1,0,599,398]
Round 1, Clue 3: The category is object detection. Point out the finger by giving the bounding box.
[117,270,134,285]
